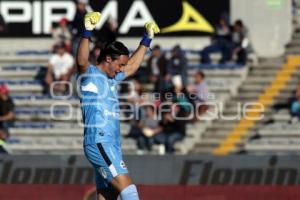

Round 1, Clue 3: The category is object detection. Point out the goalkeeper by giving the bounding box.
[76,12,159,200]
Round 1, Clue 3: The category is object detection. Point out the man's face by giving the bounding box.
[145,107,154,117]
[194,74,203,83]
[78,3,86,12]
[152,49,160,57]
[219,19,226,26]
[234,24,242,32]
[106,55,129,78]
[0,93,7,100]
[56,47,66,56]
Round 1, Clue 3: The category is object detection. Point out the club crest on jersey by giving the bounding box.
[120,160,127,169]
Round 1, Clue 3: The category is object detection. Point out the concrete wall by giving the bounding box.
[231,0,293,57]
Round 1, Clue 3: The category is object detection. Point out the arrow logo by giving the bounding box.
[162,1,214,33]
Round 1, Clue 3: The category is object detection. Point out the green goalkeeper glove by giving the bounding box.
[82,12,101,38]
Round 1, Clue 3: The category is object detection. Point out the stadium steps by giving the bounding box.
[7,124,134,154]
[13,106,82,122]
[174,121,211,154]
[9,123,131,136]
[217,52,300,155]
[241,78,300,153]
[7,136,83,154]
[0,54,49,64]
[0,71,38,79]
[190,56,290,154]
[188,68,248,77]
[14,98,79,107]
[244,136,300,154]
[216,59,299,155]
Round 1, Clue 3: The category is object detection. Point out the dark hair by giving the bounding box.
[97,41,129,63]
[94,41,103,50]
[196,71,205,79]
[235,19,244,28]
[152,45,161,50]
[55,42,66,50]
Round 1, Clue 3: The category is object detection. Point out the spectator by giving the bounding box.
[160,74,174,99]
[159,103,187,153]
[231,19,250,65]
[52,18,72,52]
[167,45,188,87]
[187,71,210,116]
[0,14,7,36]
[145,45,168,92]
[201,15,232,64]
[128,80,144,104]
[290,85,300,120]
[136,105,162,153]
[125,80,145,138]
[0,84,15,141]
[71,0,88,55]
[293,0,297,17]
[44,43,75,94]
[172,75,193,115]
[271,85,300,123]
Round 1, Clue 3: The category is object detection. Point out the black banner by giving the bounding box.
[0,0,229,37]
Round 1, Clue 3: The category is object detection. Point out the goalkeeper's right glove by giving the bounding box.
[82,12,101,38]
[140,21,160,47]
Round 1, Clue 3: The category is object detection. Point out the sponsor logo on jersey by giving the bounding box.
[120,160,127,169]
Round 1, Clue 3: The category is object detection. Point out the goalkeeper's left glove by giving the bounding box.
[140,21,160,47]
[82,12,101,38]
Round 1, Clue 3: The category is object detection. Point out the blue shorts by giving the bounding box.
[84,142,128,189]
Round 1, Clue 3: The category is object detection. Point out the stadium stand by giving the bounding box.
[0,46,250,154]
[0,1,265,154]
[191,3,300,155]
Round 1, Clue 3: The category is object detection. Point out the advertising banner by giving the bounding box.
[1,155,300,185]
[0,0,229,37]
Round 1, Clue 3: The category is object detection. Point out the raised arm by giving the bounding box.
[76,12,101,74]
[124,45,147,78]
[76,38,90,73]
[124,22,160,78]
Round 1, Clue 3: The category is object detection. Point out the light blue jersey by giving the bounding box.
[79,65,129,189]
[79,64,125,145]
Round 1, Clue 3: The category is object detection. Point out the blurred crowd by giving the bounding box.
[201,15,251,65]
[122,46,210,154]
[0,0,255,154]
[0,84,15,154]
